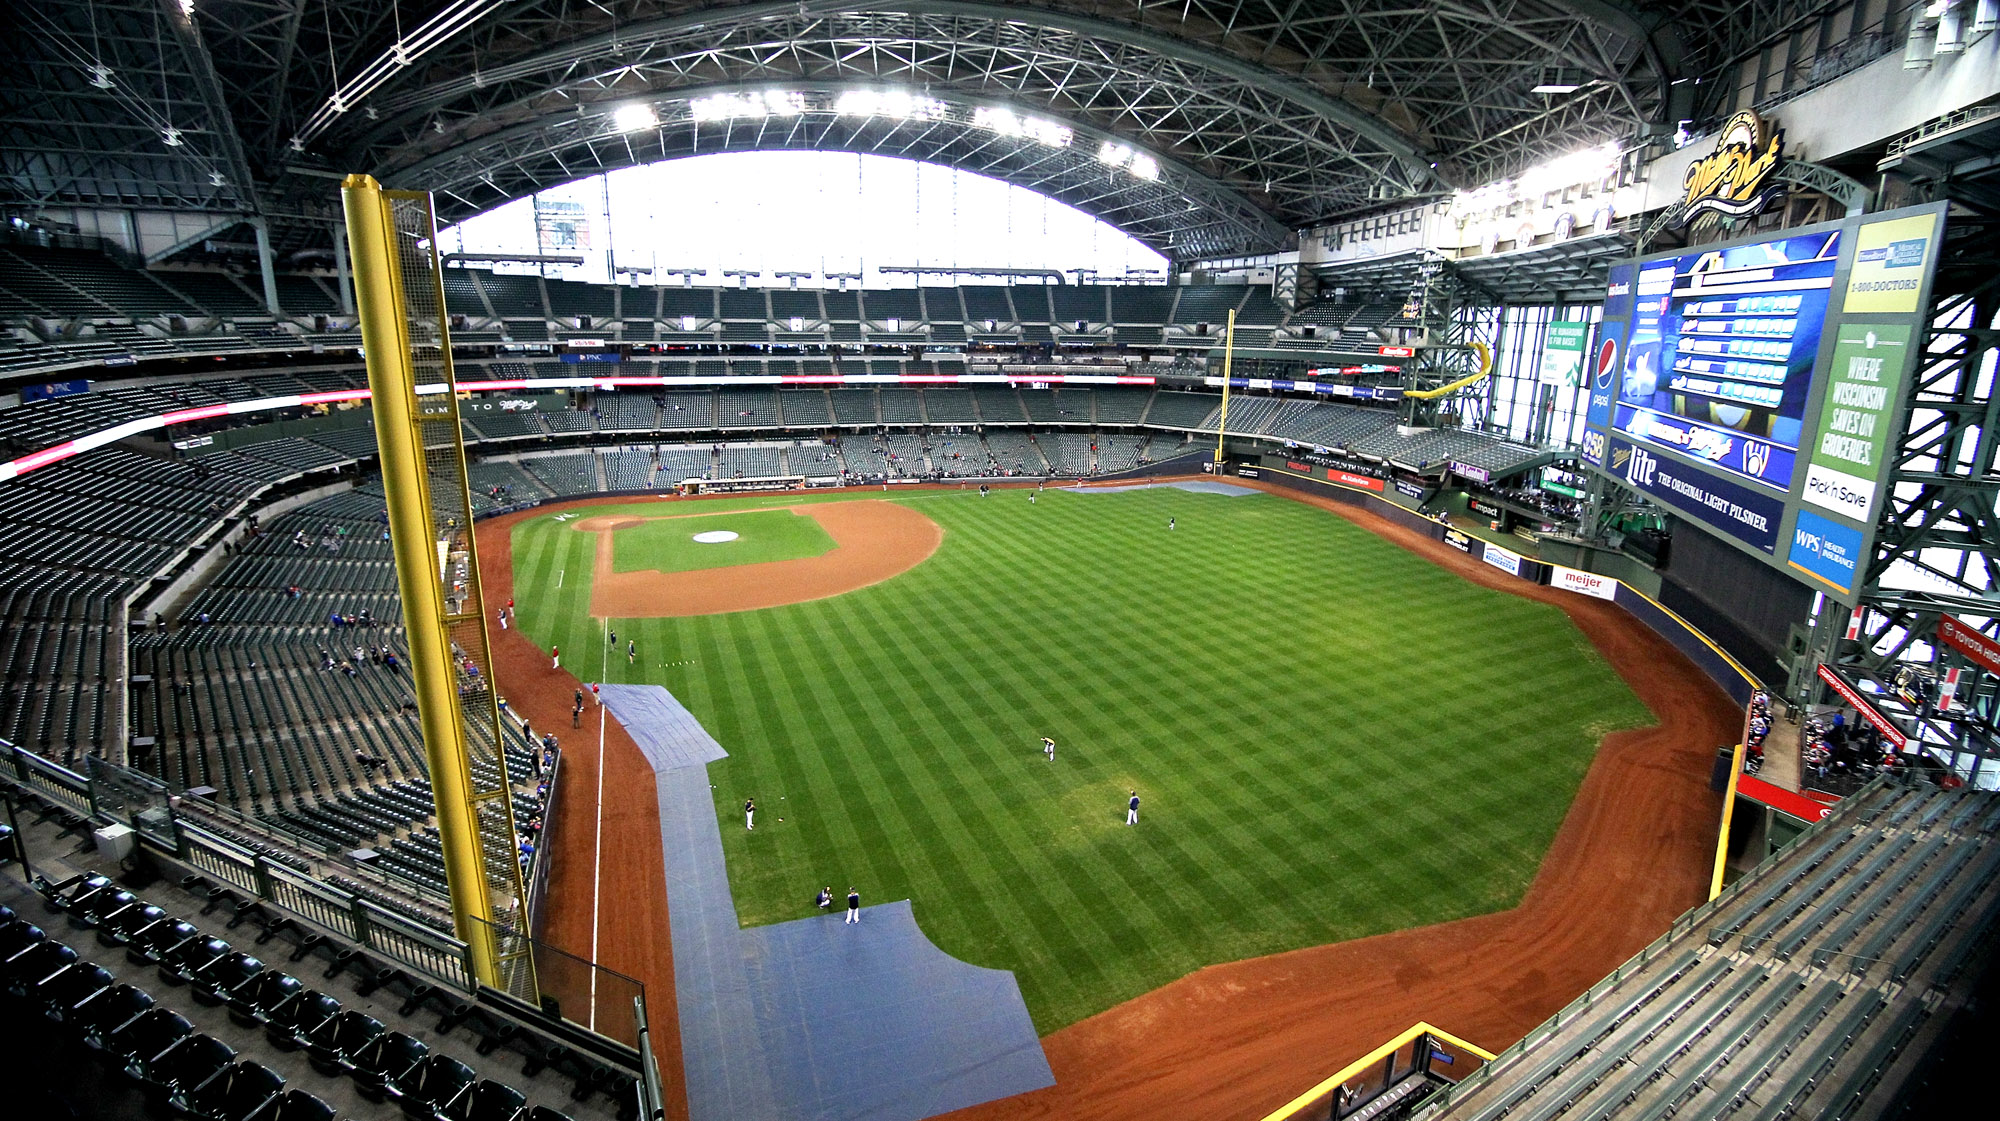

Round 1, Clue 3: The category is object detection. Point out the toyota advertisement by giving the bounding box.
[1585,203,1946,600]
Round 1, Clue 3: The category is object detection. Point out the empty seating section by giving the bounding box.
[972,388,1027,423]
[1092,433,1149,472]
[1417,783,2000,1121]
[876,389,925,424]
[1171,287,1243,326]
[926,433,985,477]
[982,431,1045,475]
[599,451,664,491]
[1,861,626,1119]
[653,392,711,429]
[861,288,922,322]
[596,396,657,432]
[651,446,713,482]
[546,280,615,319]
[828,390,878,425]
[474,274,545,318]
[714,445,784,478]
[1144,391,1222,430]
[1213,395,1281,434]
[521,454,598,497]
[716,389,777,428]
[1040,433,1097,475]
[960,286,1013,323]
[777,390,832,426]
[919,388,976,424]
[770,289,821,320]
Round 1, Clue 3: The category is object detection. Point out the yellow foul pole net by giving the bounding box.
[341,174,536,994]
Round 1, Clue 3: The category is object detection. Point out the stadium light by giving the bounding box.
[1450,142,1618,216]
[1530,67,1583,94]
[972,107,1072,148]
[613,104,658,133]
[836,89,946,121]
[1096,141,1160,181]
[691,90,804,123]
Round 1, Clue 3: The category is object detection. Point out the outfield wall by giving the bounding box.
[1249,457,1761,705]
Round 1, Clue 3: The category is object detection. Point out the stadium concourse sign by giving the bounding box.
[1937,616,2000,676]
[1538,322,1591,386]
[1675,109,1786,227]
[1815,664,1909,750]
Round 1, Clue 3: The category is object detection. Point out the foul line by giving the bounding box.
[589,613,608,1030]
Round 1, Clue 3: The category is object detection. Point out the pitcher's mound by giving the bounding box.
[691,530,740,543]
[588,500,941,617]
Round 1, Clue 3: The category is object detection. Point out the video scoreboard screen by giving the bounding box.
[1582,202,1947,602]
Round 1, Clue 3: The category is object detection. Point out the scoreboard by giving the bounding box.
[1582,202,1947,602]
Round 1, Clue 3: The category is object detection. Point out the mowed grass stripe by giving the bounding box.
[508,488,1653,1032]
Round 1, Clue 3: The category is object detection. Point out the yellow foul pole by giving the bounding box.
[340,173,500,985]
[1214,307,1237,468]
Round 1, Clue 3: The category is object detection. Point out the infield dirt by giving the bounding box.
[476,480,1736,1121]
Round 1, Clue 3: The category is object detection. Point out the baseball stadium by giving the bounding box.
[2,4,1999,1121]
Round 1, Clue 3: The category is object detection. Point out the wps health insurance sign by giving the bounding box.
[1802,323,1909,523]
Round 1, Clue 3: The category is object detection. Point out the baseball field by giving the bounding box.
[506,484,1652,1033]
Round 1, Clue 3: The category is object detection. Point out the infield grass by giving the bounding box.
[510,486,1652,1033]
[611,508,835,575]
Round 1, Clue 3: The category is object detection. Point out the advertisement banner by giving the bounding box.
[1539,321,1590,386]
[558,352,622,364]
[534,198,591,251]
[1482,542,1522,576]
[1843,212,1938,315]
[1329,469,1385,492]
[1938,616,2000,676]
[1609,438,1785,553]
[1786,508,1866,595]
[1801,323,1909,522]
[1451,462,1492,484]
[1466,497,1502,519]
[1815,664,1908,749]
[21,378,89,402]
[1551,565,1618,600]
[1444,529,1473,553]
[1612,404,1796,492]
[1291,448,1386,477]
[1286,460,1310,473]
[1394,477,1426,500]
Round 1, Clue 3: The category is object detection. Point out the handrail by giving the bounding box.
[1403,342,1492,400]
[1259,1021,1496,1121]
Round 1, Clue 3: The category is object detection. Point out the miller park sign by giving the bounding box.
[1673,109,1785,229]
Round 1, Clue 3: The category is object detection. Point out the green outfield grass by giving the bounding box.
[611,508,835,575]
[510,487,1652,1033]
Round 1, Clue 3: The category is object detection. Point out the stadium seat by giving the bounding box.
[263,988,342,1050]
[3,938,80,995]
[351,1029,429,1099]
[31,960,114,1022]
[69,887,138,929]
[0,918,49,959]
[303,1007,384,1073]
[170,1059,284,1121]
[440,1077,528,1121]
[259,1089,337,1121]
[224,969,303,1026]
[397,1053,477,1117]
[73,982,156,1050]
[128,918,203,965]
[189,950,266,1004]
[129,1030,236,1098]
[103,1006,193,1067]
[96,901,168,947]
[158,934,232,985]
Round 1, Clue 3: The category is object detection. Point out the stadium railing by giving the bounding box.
[1258,1021,1495,1121]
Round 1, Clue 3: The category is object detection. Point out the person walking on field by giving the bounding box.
[572,689,584,728]
[628,639,636,665]
[846,888,861,924]
[1168,517,1176,531]
[497,608,508,630]
[1126,790,1140,825]
[1042,737,1056,763]
[609,628,617,648]
[745,798,755,830]
[551,645,560,670]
